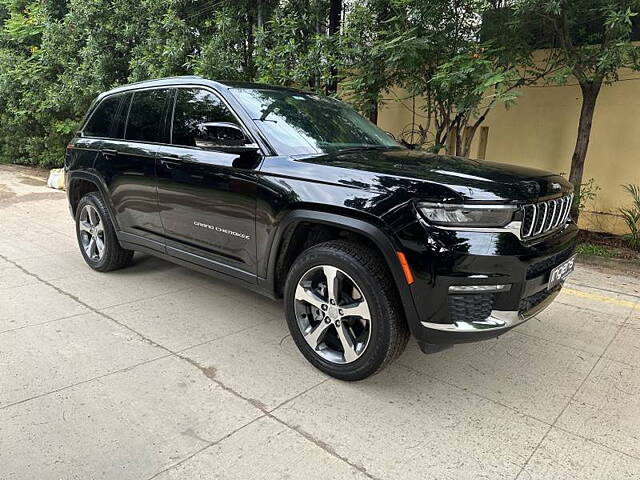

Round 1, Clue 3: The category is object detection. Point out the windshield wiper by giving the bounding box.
[335,146,392,154]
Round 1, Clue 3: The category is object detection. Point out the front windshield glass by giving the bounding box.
[230,88,403,155]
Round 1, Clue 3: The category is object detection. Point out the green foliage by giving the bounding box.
[620,184,640,250]
[338,1,400,121]
[513,0,640,200]
[513,0,640,85]
[0,0,271,167]
[573,177,601,214]
[0,0,535,167]
[0,0,148,166]
[353,0,542,155]
[2,0,633,168]
[576,242,615,258]
[256,1,339,93]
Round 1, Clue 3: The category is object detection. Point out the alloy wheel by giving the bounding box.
[78,204,105,262]
[294,265,372,364]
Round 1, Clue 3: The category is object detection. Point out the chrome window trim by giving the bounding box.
[78,83,269,157]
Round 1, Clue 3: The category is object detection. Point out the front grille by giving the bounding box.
[526,248,575,279]
[521,194,573,240]
[449,293,495,323]
[519,287,559,313]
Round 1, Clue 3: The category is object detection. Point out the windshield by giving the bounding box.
[230,88,403,155]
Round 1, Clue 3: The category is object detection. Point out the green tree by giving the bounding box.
[256,0,339,92]
[0,0,166,166]
[339,0,397,123]
[193,0,280,81]
[514,0,640,202]
[381,0,549,156]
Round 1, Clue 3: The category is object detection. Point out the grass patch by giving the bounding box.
[576,242,616,258]
[578,230,639,261]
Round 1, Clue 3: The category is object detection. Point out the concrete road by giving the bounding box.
[1,164,639,480]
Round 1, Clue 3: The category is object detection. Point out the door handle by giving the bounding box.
[159,158,181,169]
[102,148,118,159]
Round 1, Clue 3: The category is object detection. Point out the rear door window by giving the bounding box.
[125,89,172,143]
[112,92,133,139]
[83,94,122,138]
[171,88,239,147]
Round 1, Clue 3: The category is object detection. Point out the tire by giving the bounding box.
[284,240,409,381]
[75,191,133,272]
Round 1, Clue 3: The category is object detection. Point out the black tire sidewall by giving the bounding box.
[75,193,116,270]
[284,244,395,381]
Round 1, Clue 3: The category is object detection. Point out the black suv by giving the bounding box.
[66,76,577,380]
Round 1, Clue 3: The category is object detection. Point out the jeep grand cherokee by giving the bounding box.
[65,76,577,380]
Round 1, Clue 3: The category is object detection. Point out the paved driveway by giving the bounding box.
[1,164,639,480]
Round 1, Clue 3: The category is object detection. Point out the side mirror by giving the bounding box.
[194,122,258,154]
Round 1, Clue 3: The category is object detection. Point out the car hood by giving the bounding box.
[293,148,572,202]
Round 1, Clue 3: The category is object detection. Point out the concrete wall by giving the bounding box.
[377,70,640,235]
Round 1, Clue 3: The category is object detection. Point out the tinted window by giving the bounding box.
[125,89,171,142]
[172,89,239,147]
[83,94,122,138]
[112,92,132,139]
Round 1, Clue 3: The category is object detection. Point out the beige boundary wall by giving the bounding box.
[377,70,640,235]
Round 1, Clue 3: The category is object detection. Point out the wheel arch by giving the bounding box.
[263,209,420,328]
[67,172,119,230]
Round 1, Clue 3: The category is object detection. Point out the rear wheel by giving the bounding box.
[284,240,409,381]
[75,192,133,272]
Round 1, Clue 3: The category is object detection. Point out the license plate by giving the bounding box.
[548,255,576,290]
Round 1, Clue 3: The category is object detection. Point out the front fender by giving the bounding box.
[260,209,421,333]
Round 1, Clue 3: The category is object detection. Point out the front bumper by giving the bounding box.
[396,218,578,349]
[417,284,561,347]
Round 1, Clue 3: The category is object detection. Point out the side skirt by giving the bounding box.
[118,235,278,301]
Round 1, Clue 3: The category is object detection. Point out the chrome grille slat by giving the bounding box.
[566,194,574,222]
[549,200,558,228]
[564,197,570,222]
[551,198,562,228]
[560,196,569,225]
[547,200,558,229]
[536,203,548,235]
[555,198,564,228]
[521,194,572,240]
[526,204,537,237]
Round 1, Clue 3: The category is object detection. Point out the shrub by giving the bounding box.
[574,177,601,215]
[619,184,640,250]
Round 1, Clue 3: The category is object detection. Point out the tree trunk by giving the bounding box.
[569,80,601,218]
[368,102,378,124]
[459,109,489,158]
[459,126,474,158]
[245,2,256,80]
[326,0,342,95]
[257,0,263,31]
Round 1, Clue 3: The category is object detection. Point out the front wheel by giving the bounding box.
[284,240,409,381]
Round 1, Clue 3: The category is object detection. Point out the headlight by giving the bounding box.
[417,202,517,228]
